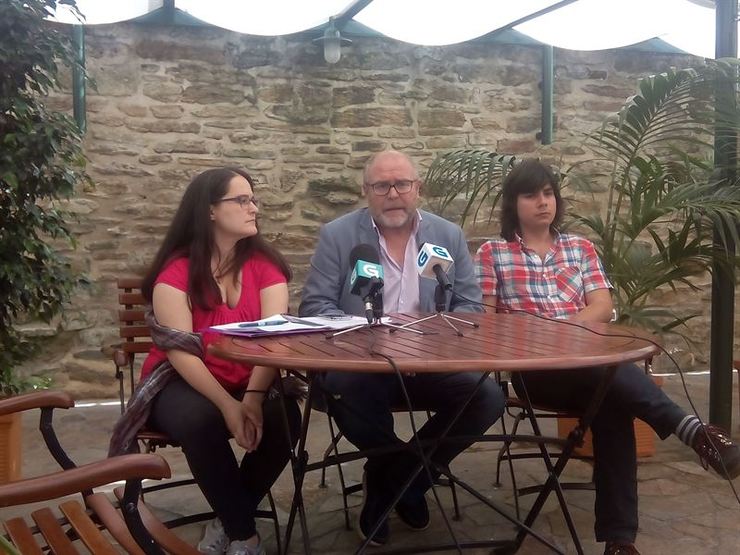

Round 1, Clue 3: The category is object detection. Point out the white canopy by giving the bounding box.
[49,0,729,59]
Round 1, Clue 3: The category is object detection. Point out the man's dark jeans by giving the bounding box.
[322,371,505,500]
[512,362,686,544]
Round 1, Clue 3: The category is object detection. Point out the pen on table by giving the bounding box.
[237,319,286,328]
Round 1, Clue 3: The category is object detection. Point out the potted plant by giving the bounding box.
[0,0,87,482]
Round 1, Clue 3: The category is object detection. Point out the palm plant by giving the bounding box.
[425,60,740,339]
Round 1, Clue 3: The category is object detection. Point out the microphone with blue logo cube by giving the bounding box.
[416,242,454,290]
[349,244,385,324]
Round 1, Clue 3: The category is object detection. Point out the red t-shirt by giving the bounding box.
[140,253,287,391]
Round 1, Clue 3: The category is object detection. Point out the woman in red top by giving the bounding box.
[141,167,299,555]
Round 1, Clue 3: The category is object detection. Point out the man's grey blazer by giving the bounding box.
[298,208,483,317]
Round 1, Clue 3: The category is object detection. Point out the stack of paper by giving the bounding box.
[209,314,372,337]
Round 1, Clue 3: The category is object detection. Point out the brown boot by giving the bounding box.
[604,542,640,555]
[691,424,740,480]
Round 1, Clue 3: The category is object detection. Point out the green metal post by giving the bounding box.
[72,24,86,133]
[709,0,737,429]
[540,45,554,145]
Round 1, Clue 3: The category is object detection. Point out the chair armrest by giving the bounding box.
[0,454,170,507]
[113,348,130,368]
[0,391,74,417]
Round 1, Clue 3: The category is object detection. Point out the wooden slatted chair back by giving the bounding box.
[114,277,151,410]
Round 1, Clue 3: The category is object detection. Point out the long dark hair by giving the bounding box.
[500,158,564,241]
[142,167,291,309]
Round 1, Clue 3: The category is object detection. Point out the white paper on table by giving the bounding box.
[209,314,389,336]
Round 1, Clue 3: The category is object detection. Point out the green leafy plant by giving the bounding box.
[0,0,88,395]
[425,60,740,339]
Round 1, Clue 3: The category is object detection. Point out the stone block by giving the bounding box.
[316,146,349,155]
[496,138,537,154]
[139,154,173,165]
[153,140,209,154]
[135,40,226,65]
[118,103,148,117]
[418,109,466,129]
[125,120,200,133]
[183,84,245,105]
[257,84,294,103]
[377,128,416,139]
[142,82,183,103]
[150,105,185,119]
[582,84,635,99]
[90,63,139,96]
[269,104,331,125]
[471,117,503,131]
[333,86,376,108]
[92,162,155,177]
[430,85,469,103]
[192,105,260,118]
[88,113,126,127]
[388,140,423,152]
[425,136,467,149]
[233,45,281,69]
[87,142,139,156]
[331,107,412,128]
[506,116,540,133]
[583,99,625,113]
[351,140,386,152]
[307,176,359,196]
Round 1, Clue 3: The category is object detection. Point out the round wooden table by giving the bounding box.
[209,311,660,555]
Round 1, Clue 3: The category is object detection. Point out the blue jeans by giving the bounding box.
[322,371,505,499]
[512,362,687,544]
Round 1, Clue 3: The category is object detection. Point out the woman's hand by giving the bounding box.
[241,393,264,452]
[221,398,254,450]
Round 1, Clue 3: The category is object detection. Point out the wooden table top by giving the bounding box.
[209,312,661,374]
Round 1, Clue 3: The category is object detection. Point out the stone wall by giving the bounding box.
[27,22,734,396]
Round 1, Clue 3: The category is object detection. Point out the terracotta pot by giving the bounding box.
[0,411,21,484]
[557,375,664,459]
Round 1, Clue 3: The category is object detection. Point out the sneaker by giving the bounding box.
[604,542,640,555]
[395,493,430,530]
[225,536,265,555]
[357,470,390,546]
[198,518,229,555]
[691,424,740,480]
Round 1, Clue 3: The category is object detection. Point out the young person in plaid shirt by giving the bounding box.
[474,159,740,555]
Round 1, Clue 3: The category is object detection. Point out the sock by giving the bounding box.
[675,415,702,445]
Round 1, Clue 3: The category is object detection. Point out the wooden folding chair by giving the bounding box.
[0,390,200,555]
[113,277,281,548]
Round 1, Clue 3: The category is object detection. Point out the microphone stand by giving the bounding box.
[390,284,478,337]
[327,290,425,338]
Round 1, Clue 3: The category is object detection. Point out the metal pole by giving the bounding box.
[71,24,86,133]
[709,0,737,429]
[540,45,554,145]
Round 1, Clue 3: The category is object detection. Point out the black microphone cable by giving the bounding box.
[450,286,740,505]
[364,330,464,554]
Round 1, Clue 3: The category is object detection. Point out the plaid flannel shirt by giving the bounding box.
[474,233,611,319]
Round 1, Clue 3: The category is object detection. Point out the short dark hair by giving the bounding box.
[500,158,564,241]
[142,167,291,309]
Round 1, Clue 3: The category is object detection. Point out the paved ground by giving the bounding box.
[9,372,740,554]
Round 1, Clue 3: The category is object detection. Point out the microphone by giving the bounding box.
[416,242,454,291]
[349,244,385,323]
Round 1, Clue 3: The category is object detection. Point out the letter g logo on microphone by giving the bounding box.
[417,250,429,268]
[362,263,381,279]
